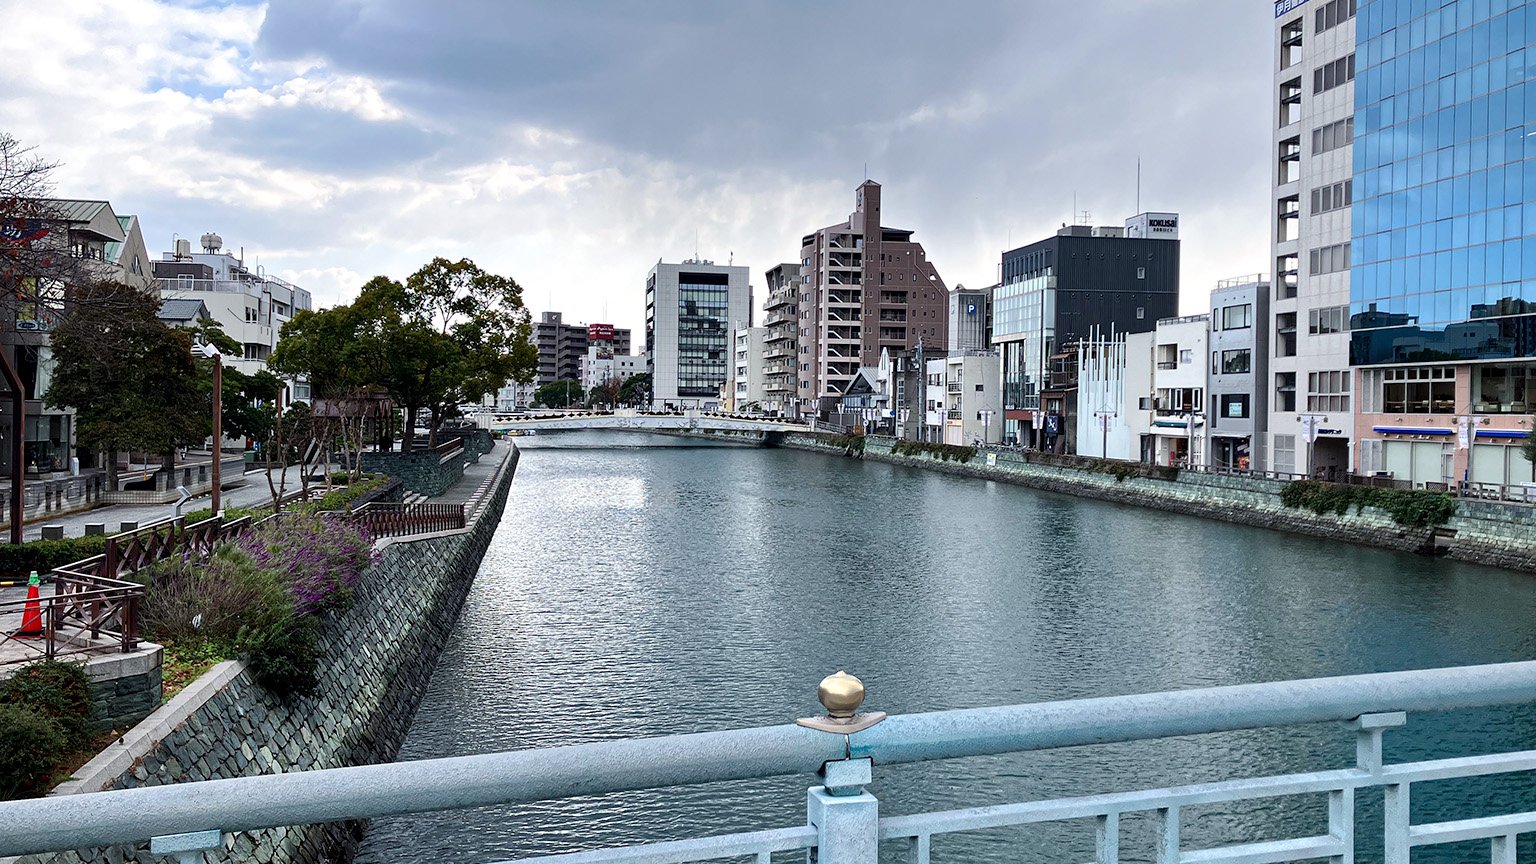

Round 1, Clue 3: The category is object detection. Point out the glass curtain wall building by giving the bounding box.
[1349,0,1536,489]
[645,260,752,410]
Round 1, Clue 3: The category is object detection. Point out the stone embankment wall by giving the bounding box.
[16,443,519,864]
[360,429,496,498]
[781,434,1536,573]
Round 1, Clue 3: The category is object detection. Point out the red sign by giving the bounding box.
[588,323,615,341]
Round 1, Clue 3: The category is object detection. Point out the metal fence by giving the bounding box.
[7,662,1536,862]
[334,502,466,539]
[0,514,253,665]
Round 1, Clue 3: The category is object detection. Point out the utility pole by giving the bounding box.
[196,342,223,515]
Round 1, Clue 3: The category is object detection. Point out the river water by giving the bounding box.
[356,432,1536,863]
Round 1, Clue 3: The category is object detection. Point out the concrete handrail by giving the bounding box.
[5,661,1536,855]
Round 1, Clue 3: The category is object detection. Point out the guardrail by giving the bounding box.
[336,502,466,539]
[0,514,254,665]
[7,662,1536,862]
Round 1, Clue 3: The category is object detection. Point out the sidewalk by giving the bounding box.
[14,465,307,541]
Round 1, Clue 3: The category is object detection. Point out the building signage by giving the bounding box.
[1274,0,1310,18]
[1124,212,1180,241]
[588,323,615,341]
[966,303,978,315]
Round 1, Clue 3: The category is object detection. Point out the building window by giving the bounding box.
[1136,267,1146,279]
[1274,434,1297,471]
[1372,366,1455,415]
[1314,0,1356,34]
[1221,304,1252,330]
[1311,117,1353,155]
[1221,394,1250,419]
[1311,54,1355,95]
[1308,305,1349,335]
[1136,307,1145,320]
[1276,372,1297,412]
[1473,365,1536,414]
[1308,242,1351,275]
[1220,349,1252,375]
[1309,180,1352,215]
[1307,370,1351,412]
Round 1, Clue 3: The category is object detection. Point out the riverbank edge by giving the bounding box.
[12,442,519,864]
[778,433,1536,573]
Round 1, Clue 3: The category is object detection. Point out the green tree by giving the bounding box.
[533,380,584,408]
[45,282,205,484]
[618,373,651,407]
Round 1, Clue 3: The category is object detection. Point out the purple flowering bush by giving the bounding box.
[138,514,379,698]
[237,517,377,616]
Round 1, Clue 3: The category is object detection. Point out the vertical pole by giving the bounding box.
[1383,783,1410,864]
[211,359,222,516]
[1,346,25,545]
[807,758,877,864]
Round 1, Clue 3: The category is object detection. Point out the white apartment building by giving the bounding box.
[580,345,644,392]
[940,352,1002,446]
[645,260,751,410]
[153,233,314,402]
[1151,315,1210,467]
[1270,0,1357,478]
[729,326,768,412]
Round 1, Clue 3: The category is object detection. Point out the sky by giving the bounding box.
[0,0,1280,339]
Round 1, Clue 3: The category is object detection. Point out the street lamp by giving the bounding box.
[195,341,222,516]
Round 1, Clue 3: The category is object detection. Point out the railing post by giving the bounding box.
[806,758,877,864]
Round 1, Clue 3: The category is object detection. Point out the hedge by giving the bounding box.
[1280,479,1457,529]
[0,704,66,799]
[0,536,109,580]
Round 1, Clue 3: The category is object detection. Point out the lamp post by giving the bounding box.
[196,342,223,516]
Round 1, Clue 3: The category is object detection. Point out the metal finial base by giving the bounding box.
[796,711,887,735]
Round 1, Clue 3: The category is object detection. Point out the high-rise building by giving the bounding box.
[645,260,752,409]
[1269,0,1358,478]
[761,264,800,416]
[796,181,949,415]
[1348,0,1536,491]
[948,284,994,353]
[993,216,1181,447]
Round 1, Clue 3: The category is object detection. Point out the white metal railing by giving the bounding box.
[7,663,1536,863]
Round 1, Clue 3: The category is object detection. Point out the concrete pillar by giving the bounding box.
[40,525,64,540]
[84,523,105,536]
[806,759,877,864]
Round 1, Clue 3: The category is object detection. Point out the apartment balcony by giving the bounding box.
[947,410,963,421]
[946,383,962,393]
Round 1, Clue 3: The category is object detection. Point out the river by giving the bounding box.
[356,431,1536,863]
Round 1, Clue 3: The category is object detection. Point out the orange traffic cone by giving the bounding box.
[15,571,42,638]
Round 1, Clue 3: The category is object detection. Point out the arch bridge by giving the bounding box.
[475,409,813,439]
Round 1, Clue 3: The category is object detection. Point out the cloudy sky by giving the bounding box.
[0,1,1278,339]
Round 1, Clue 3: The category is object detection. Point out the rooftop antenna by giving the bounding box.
[728,250,734,266]
[863,162,868,181]
[1136,157,1142,215]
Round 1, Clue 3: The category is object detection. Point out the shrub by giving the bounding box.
[238,517,376,615]
[137,545,293,649]
[0,661,93,750]
[1280,479,1457,529]
[0,536,109,580]
[891,440,977,464]
[0,703,67,799]
[300,476,392,515]
[243,617,321,699]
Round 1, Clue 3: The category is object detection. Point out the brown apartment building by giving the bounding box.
[796,181,948,414]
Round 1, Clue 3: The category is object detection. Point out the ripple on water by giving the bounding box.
[357,437,1536,864]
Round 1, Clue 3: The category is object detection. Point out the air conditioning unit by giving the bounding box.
[15,321,39,331]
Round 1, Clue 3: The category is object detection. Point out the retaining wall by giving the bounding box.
[360,430,496,498]
[781,434,1536,572]
[15,443,519,864]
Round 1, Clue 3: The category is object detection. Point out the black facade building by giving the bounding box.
[993,215,1181,446]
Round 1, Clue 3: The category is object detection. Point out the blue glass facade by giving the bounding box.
[1350,0,1536,365]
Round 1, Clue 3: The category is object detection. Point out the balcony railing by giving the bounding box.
[11,663,1536,863]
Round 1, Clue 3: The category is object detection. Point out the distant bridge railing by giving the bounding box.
[478,409,813,436]
[7,662,1536,862]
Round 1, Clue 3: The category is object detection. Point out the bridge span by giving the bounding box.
[475,409,813,437]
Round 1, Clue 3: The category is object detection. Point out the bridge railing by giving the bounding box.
[7,662,1536,862]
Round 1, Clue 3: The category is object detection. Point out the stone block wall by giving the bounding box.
[17,445,518,864]
[359,449,466,498]
[781,434,1536,572]
[83,648,163,734]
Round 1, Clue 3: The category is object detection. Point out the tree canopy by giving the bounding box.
[271,258,537,447]
[533,380,584,409]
